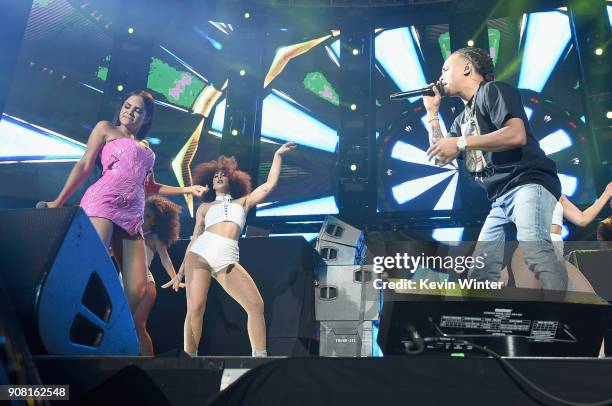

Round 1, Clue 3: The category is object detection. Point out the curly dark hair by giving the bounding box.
[453,47,495,82]
[145,196,182,246]
[193,155,252,202]
[598,216,612,242]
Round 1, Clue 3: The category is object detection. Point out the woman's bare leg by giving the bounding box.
[89,217,114,248]
[184,252,212,355]
[215,263,266,354]
[133,281,157,355]
[120,238,148,315]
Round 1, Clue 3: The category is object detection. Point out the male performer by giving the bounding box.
[423,47,566,290]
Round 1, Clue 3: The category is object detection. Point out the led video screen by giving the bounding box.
[256,28,340,218]
[375,10,597,216]
[144,17,231,216]
[1,0,113,163]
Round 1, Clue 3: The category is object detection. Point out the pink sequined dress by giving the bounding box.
[80,137,155,237]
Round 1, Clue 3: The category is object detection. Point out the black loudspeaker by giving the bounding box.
[0,208,137,355]
[148,236,318,355]
[34,355,223,405]
[201,236,317,356]
[378,288,610,357]
[0,276,44,394]
[568,249,612,301]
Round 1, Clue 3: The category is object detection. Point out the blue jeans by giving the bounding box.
[469,184,567,290]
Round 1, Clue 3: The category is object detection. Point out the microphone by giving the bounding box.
[389,84,443,100]
[35,201,48,208]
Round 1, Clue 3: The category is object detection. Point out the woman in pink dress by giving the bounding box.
[42,91,206,351]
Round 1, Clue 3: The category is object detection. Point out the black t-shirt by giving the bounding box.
[449,81,561,201]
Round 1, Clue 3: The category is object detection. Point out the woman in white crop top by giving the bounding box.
[502,182,611,291]
[167,141,296,357]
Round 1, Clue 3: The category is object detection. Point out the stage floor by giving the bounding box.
[33,354,612,405]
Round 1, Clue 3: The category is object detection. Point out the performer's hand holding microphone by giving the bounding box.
[35,199,60,208]
[421,81,444,114]
[389,82,453,166]
[388,82,444,101]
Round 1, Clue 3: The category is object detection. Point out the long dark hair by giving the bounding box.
[112,90,156,140]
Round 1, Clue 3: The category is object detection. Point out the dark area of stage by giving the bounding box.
[1,0,611,405]
[32,355,612,405]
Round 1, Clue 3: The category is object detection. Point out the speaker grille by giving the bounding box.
[319,286,338,300]
[69,314,104,348]
[81,272,112,323]
[354,269,372,283]
[320,247,338,260]
[325,224,344,238]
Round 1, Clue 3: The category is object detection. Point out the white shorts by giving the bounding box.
[189,231,239,273]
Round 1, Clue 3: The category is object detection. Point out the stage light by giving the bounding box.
[350,104,357,111]
[558,173,578,196]
[352,48,359,56]
[350,164,357,172]
[127,27,134,34]
[211,98,226,131]
[239,69,246,76]
[539,129,572,155]
[432,227,464,243]
[116,84,124,92]
[331,40,340,58]
[467,39,474,47]
[231,129,238,136]
[375,28,428,103]
[518,11,571,92]
[0,114,85,162]
[244,12,251,19]
[606,111,612,119]
[595,48,603,56]
[256,196,339,217]
[562,225,569,239]
[392,171,455,205]
[261,94,338,153]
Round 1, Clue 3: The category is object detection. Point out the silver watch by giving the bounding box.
[457,135,467,152]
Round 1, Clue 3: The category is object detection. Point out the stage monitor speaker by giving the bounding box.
[202,236,318,356]
[315,265,380,321]
[34,355,223,405]
[0,207,138,355]
[149,236,320,356]
[319,320,372,357]
[315,216,367,266]
[377,288,609,357]
[568,249,612,301]
[0,275,44,391]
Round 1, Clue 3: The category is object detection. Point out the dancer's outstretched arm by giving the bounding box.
[45,121,110,207]
[245,141,296,209]
[145,171,208,198]
[155,239,185,291]
[562,182,612,227]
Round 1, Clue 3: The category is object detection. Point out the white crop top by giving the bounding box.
[204,195,246,231]
[551,201,563,227]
